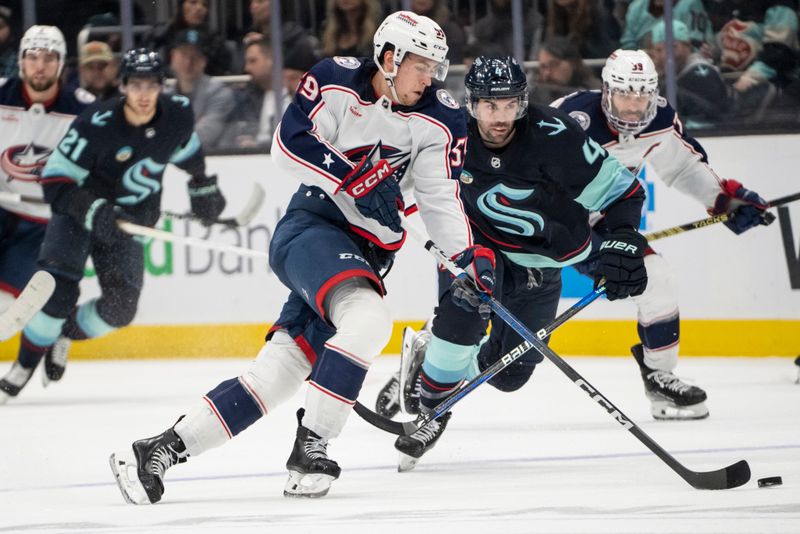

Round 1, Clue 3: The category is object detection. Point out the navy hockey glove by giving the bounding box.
[596,228,648,301]
[450,245,496,319]
[188,174,226,226]
[710,179,775,235]
[336,156,404,233]
[87,200,132,246]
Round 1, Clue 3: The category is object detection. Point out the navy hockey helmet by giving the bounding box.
[465,56,529,120]
[120,48,164,84]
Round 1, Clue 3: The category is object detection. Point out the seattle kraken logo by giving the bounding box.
[118,158,165,205]
[477,184,544,236]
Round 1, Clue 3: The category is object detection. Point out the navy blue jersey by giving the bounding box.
[460,103,644,268]
[41,93,205,227]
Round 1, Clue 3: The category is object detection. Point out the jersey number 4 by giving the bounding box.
[58,128,88,162]
[582,137,607,165]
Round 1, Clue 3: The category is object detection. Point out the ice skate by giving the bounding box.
[394,411,451,472]
[631,344,709,420]
[42,337,70,387]
[0,361,36,405]
[375,323,429,418]
[284,409,341,498]
[109,428,188,505]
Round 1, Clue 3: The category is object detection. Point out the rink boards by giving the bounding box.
[1,134,798,358]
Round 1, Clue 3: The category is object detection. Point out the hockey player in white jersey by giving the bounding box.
[0,26,93,403]
[553,49,773,420]
[110,11,491,503]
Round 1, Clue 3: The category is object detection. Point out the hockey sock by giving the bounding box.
[17,333,49,369]
[419,334,477,411]
[18,311,67,368]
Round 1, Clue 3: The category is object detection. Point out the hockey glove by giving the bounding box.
[87,200,132,246]
[188,174,227,226]
[450,245,496,319]
[596,228,648,301]
[710,179,774,235]
[336,156,404,233]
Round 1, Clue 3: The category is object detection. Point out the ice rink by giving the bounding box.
[1,355,798,534]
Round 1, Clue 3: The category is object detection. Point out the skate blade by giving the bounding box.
[109,452,152,505]
[398,452,419,473]
[651,401,709,420]
[398,327,417,416]
[283,470,335,498]
[0,390,10,405]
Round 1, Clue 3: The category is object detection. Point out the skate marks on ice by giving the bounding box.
[0,357,798,534]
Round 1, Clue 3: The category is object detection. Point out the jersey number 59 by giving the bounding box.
[450,137,467,167]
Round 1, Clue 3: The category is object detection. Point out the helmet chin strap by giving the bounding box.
[376,60,402,104]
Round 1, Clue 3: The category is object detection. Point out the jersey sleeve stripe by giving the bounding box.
[574,157,637,212]
[41,150,89,185]
[274,121,344,186]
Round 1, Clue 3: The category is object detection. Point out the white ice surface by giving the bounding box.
[1,356,798,534]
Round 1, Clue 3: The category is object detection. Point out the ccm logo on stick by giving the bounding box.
[600,241,638,254]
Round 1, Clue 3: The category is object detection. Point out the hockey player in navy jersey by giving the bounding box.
[0,48,226,404]
[0,26,94,403]
[552,49,772,421]
[110,11,488,503]
[375,56,648,471]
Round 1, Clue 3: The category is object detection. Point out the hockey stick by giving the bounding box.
[396,221,751,490]
[0,271,56,341]
[354,285,606,436]
[2,183,268,229]
[162,182,266,228]
[645,190,800,242]
[118,221,268,259]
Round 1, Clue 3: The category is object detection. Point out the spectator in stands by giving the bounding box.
[221,36,290,150]
[474,0,544,60]
[169,29,236,150]
[83,12,123,53]
[533,36,602,104]
[246,0,318,59]
[545,0,620,59]
[320,0,382,58]
[410,0,466,64]
[0,6,17,78]
[147,0,233,76]
[620,0,712,51]
[78,40,121,101]
[648,20,729,124]
[282,44,319,97]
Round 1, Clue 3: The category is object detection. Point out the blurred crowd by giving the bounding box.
[1,0,799,153]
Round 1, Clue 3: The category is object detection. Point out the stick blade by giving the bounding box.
[687,459,751,490]
[234,183,266,226]
[0,271,56,340]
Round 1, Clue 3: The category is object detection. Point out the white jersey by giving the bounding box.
[0,78,94,221]
[553,90,723,210]
[272,56,471,255]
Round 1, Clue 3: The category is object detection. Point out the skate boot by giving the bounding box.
[109,428,188,505]
[375,323,429,418]
[284,408,341,498]
[394,411,452,472]
[0,361,36,405]
[631,343,709,420]
[42,337,71,386]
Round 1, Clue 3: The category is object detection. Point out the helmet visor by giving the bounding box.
[409,56,449,82]
[608,88,656,125]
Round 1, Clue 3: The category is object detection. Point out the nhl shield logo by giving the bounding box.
[490,156,501,169]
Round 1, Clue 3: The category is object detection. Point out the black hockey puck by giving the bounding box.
[757,476,783,488]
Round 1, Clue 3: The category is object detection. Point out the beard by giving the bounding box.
[26,77,57,92]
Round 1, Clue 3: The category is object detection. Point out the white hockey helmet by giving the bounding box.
[373,11,449,90]
[601,49,659,135]
[19,25,67,77]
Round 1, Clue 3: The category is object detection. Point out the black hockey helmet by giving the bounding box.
[120,48,164,84]
[465,56,529,120]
